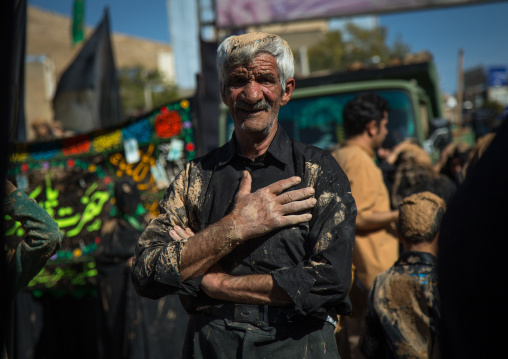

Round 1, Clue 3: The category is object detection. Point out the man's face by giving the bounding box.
[221,53,294,136]
[372,111,389,149]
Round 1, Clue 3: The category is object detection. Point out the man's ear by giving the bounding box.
[366,120,378,137]
[281,78,295,106]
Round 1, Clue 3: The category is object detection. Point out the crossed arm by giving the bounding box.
[170,226,291,305]
[168,170,316,306]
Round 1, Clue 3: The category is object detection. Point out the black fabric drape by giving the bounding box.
[53,8,123,133]
[195,39,221,157]
[2,0,27,351]
[438,120,508,358]
[96,215,189,359]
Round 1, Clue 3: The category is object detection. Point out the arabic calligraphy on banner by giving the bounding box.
[5,99,197,290]
[4,158,112,252]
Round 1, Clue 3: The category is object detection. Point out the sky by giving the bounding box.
[27,0,508,95]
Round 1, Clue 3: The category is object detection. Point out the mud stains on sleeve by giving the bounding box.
[303,162,322,188]
[133,165,197,294]
[314,232,333,254]
[159,165,190,229]
[185,166,205,210]
[161,163,207,232]
[157,237,189,277]
[313,191,347,254]
[316,191,335,209]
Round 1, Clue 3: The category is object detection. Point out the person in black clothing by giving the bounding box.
[97,178,188,359]
[131,32,356,358]
[438,112,508,358]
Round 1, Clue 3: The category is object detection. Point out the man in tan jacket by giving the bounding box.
[332,92,399,358]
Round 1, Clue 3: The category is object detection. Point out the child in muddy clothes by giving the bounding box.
[360,191,445,359]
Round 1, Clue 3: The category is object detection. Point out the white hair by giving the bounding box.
[216,32,294,92]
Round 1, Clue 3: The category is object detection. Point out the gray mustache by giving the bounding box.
[234,99,271,112]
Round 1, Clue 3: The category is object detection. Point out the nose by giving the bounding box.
[242,81,263,105]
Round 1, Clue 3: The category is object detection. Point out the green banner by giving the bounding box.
[72,0,85,46]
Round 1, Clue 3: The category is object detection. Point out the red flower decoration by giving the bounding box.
[185,142,195,152]
[63,134,91,156]
[154,110,182,139]
[21,163,29,172]
[104,176,112,185]
[66,159,75,168]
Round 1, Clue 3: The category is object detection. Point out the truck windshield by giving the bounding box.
[276,89,416,150]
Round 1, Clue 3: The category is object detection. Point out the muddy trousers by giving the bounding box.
[182,312,340,359]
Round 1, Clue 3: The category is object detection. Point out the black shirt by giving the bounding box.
[131,127,356,321]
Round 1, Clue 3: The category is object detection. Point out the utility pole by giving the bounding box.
[456,48,464,129]
[299,45,310,76]
[166,0,201,93]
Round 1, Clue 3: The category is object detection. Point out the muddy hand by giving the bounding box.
[169,226,195,241]
[231,171,316,241]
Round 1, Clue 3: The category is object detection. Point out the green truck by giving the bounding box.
[220,61,466,161]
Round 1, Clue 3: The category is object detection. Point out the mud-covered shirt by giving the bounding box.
[131,127,357,321]
[360,251,440,359]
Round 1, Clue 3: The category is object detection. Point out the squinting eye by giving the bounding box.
[229,78,247,87]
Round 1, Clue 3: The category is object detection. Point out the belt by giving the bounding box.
[201,303,294,325]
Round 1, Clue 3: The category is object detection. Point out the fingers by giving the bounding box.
[231,175,316,240]
[169,230,181,241]
[236,171,252,198]
[268,176,302,195]
[182,227,195,236]
[278,213,313,227]
[281,197,317,215]
[278,186,315,205]
[169,226,195,241]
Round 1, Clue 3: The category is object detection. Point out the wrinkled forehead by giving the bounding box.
[226,52,278,74]
[227,50,276,68]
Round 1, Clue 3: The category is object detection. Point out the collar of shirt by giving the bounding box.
[342,140,375,159]
[396,251,437,267]
[216,125,293,168]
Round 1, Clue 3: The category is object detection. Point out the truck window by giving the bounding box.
[225,89,416,150]
[278,89,416,150]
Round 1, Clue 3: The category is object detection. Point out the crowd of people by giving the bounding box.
[3,31,503,359]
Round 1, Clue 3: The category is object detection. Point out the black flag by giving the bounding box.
[53,8,123,133]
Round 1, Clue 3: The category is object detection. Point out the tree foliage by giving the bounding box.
[307,23,411,73]
[306,31,344,73]
[119,66,180,118]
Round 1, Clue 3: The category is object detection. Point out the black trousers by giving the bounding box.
[182,312,340,359]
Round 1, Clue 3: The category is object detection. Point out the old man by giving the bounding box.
[132,32,356,358]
